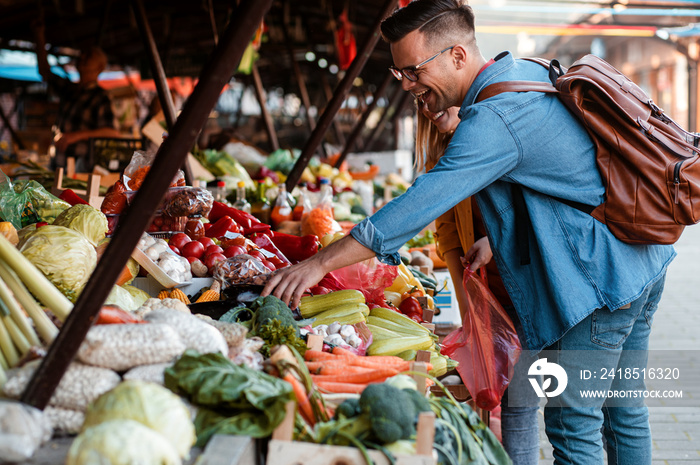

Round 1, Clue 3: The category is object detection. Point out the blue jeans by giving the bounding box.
[542,273,666,465]
[501,307,541,465]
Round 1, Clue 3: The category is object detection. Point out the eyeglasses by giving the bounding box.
[389,45,455,82]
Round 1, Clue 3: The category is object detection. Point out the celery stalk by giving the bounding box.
[0,263,59,343]
[0,344,8,371]
[0,316,20,367]
[0,276,41,347]
[0,234,72,321]
[2,316,30,355]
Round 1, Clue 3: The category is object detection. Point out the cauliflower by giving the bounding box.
[135,298,190,319]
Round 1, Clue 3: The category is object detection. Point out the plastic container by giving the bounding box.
[232,181,251,213]
[271,183,293,229]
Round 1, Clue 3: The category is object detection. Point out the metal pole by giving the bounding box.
[131,0,194,185]
[285,0,399,190]
[336,72,393,166]
[251,64,280,151]
[320,72,346,146]
[21,0,273,410]
[365,83,401,151]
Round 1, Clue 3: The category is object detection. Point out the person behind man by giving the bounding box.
[416,102,540,465]
[34,20,121,169]
[263,1,674,463]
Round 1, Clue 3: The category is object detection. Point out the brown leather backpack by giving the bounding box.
[477,54,700,245]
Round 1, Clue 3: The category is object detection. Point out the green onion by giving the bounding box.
[2,315,30,355]
[0,264,58,344]
[0,316,20,367]
[0,276,41,347]
[0,234,72,321]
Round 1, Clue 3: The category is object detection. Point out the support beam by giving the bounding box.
[251,64,280,152]
[285,0,399,190]
[21,0,273,410]
[131,0,194,185]
[320,72,346,146]
[0,102,24,150]
[337,72,393,166]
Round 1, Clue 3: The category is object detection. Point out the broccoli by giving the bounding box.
[249,295,298,335]
[359,383,417,444]
[335,398,361,420]
[403,388,432,414]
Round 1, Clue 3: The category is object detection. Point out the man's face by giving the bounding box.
[390,30,459,113]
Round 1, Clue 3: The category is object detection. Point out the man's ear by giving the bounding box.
[452,44,468,69]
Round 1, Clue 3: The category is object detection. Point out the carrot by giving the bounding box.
[311,367,401,384]
[344,357,412,371]
[284,374,315,426]
[318,365,374,376]
[315,380,369,394]
[331,346,357,357]
[304,349,338,361]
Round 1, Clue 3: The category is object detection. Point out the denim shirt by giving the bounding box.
[351,51,675,351]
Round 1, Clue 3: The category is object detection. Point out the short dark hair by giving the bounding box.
[380,0,476,46]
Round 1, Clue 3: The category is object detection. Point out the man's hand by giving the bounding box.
[463,236,493,271]
[262,234,375,309]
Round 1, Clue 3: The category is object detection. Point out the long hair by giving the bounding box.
[381,0,475,47]
[414,102,453,173]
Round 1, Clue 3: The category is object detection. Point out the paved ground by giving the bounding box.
[537,225,700,464]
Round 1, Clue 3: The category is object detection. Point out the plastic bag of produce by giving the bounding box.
[331,258,398,307]
[0,400,52,462]
[66,419,181,465]
[20,225,97,302]
[82,380,196,459]
[162,186,214,218]
[123,150,186,191]
[441,267,521,411]
[0,170,70,229]
[52,204,108,246]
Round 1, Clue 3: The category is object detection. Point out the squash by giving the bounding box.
[0,222,19,246]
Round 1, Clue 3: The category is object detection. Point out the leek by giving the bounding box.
[0,234,73,321]
[2,315,30,355]
[0,316,20,367]
[0,276,41,347]
[0,263,58,343]
[0,344,8,371]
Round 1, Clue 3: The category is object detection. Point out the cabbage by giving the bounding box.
[67,419,181,465]
[104,285,137,311]
[20,225,96,302]
[122,284,150,308]
[81,380,195,459]
[52,204,108,247]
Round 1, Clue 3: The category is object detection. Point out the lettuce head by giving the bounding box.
[20,225,96,302]
[52,204,108,247]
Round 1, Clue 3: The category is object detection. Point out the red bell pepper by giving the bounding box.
[205,216,240,239]
[248,233,292,267]
[399,296,424,323]
[208,201,270,235]
[59,189,89,206]
[269,231,319,262]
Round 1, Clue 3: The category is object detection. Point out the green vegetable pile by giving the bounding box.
[164,350,294,447]
[220,295,308,358]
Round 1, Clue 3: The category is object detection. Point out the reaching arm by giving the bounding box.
[262,234,375,308]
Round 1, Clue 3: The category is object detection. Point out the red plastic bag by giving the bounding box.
[331,258,398,307]
[441,267,521,411]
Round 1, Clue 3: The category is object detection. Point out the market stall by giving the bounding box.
[0,0,513,463]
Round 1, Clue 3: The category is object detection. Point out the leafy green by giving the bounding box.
[164,350,294,446]
[256,319,307,358]
[52,204,108,247]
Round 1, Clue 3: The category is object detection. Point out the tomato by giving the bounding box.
[204,253,226,271]
[223,245,247,258]
[198,236,216,249]
[169,232,191,250]
[169,245,180,255]
[475,388,501,411]
[204,244,224,257]
[246,249,265,261]
[153,216,164,227]
[181,241,205,259]
[261,259,276,271]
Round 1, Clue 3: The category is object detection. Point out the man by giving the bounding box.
[34,20,121,169]
[264,1,674,464]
